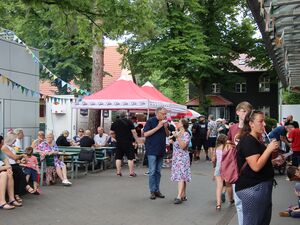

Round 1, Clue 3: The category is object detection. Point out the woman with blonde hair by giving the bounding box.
[56,130,72,146]
[31,131,45,152]
[1,132,27,206]
[37,133,72,186]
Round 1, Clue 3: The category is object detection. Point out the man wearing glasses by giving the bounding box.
[73,129,84,146]
[144,107,170,200]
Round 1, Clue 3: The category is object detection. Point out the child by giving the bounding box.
[279,166,300,218]
[212,134,234,210]
[20,147,40,194]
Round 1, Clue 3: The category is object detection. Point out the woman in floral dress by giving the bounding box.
[37,133,72,186]
[171,119,191,204]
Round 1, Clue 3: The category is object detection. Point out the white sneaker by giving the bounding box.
[62,180,71,186]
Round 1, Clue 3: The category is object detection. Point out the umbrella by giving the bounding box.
[172,109,201,119]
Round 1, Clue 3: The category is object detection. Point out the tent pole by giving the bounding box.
[147,100,150,120]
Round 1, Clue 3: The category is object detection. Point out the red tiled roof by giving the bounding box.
[39,45,123,94]
[39,80,57,96]
[185,95,232,107]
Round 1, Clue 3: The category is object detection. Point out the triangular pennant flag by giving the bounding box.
[61,80,67,88]
[21,86,25,93]
[31,90,35,96]
[25,89,29,95]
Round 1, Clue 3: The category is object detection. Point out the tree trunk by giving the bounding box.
[196,80,208,113]
[88,21,104,134]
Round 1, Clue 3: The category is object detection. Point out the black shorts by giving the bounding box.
[207,137,217,148]
[115,142,135,160]
[192,138,208,151]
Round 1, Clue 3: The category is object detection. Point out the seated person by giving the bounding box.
[31,131,45,152]
[73,128,84,145]
[106,131,117,157]
[80,130,95,148]
[56,130,72,146]
[279,166,300,218]
[94,127,108,147]
[37,133,72,186]
[19,147,40,194]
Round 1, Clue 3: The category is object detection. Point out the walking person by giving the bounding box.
[170,119,191,204]
[226,101,252,225]
[235,110,279,225]
[207,115,218,161]
[144,107,169,200]
[110,111,139,177]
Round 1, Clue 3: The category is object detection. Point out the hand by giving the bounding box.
[272,155,285,166]
[267,139,279,152]
[157,120,166,128]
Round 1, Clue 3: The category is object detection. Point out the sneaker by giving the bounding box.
[221,192,226,203]
[144,171,149,176]
[129,173,137,177]
[150,193,156,200]
[154,191,165,198]
[62,180,71,186]
[206,155,210,161]
[181,196,187,201]
[279,211,290,217]
[174,198,182,204]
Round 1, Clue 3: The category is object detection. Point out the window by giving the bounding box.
[39,104,45,117]
[258,106,270,117]
[211,83,220,94]
[235,82,247,93]
[259,76,270,92]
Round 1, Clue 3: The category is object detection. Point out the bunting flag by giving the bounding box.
[0,27,90,96]
[0,73,74,103]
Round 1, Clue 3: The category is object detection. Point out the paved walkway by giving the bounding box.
[1,157,298,225]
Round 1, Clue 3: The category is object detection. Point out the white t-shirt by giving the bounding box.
[14,138,23,149]
[94,133,108,146]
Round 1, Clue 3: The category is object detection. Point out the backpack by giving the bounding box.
[220,142,247,184]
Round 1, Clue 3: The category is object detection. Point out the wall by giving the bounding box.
[281,105,300,123]
[0,38,39,145]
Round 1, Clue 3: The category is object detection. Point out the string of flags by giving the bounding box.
[0,27,90,96]
[0,73,74,104]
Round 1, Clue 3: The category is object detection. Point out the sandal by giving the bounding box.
[26,185,35,194]
[0,203,15,210]
[9,200,22,207]
[216,205,221,210]
[14,195,23,203]
[116,173,122,177]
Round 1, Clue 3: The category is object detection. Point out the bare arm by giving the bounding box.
[131,129,139,143]
[1,145,23,161]
[246,140,278,172]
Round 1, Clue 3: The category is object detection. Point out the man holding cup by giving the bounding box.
[144,107,170,200]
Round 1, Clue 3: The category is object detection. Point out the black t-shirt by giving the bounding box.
[80,136,95,147]
[111,118,135,143]
[56,135,71,146]
[235,135,274,192]
[192,121,207,139]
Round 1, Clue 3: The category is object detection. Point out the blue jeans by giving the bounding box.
[233,184,243,225]
[148,155,164,193]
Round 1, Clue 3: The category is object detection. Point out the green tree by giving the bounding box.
[283,90,300,104]
[123,0,259,111]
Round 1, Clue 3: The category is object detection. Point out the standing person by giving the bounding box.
[212,134,234,210]
[94,127,109,147]
[110,111,139,177]
[192,115,208,161]
[286,115,299,128]
[207,115,218,161]
[226,101,252,225]
[287,122,300,167]
[144,107,169,200]
[170,119,191,204]
[235,110,279,225]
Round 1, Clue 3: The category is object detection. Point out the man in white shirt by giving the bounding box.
[94,127,108,147]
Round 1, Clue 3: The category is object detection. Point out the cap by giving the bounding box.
[199,115,205,118]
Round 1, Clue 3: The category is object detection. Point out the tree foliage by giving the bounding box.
[283,90,300,104]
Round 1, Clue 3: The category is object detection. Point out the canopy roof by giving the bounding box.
[141,81,176,103]
[248,0,300,88]
[73,71,186,113]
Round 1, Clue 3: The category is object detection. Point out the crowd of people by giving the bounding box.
[0,105,299,225]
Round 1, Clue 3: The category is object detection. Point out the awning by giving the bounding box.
[185,95,233,107]
[247,0,300,88]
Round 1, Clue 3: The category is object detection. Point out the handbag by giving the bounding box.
[220,142,247,184]
[78,149,95,162]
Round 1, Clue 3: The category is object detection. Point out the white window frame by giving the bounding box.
[211,83,221,94]
[258,106,270,117]
[235,82,247,93]
[259,76,270,92]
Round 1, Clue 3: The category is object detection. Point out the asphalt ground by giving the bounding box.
[0,155,298,225]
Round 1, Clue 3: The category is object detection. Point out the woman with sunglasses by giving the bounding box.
[73,129,85,146]
[235,110,279,225]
